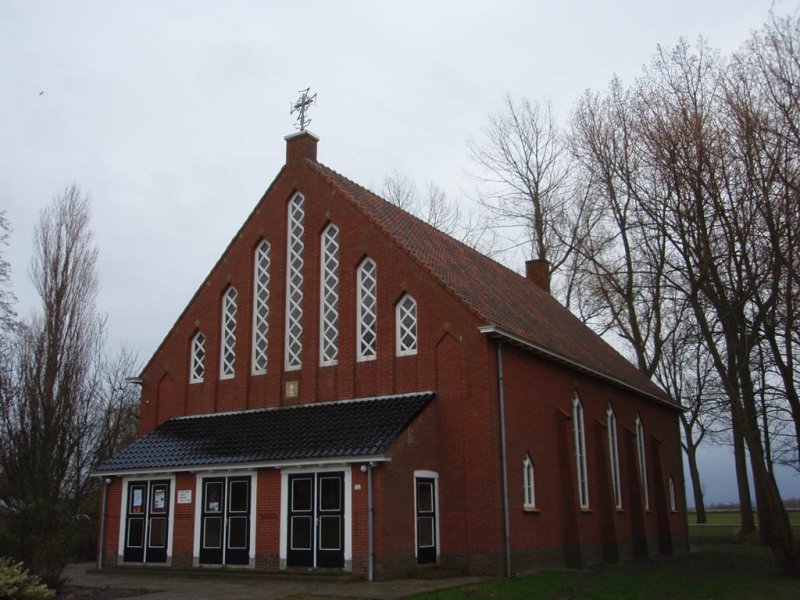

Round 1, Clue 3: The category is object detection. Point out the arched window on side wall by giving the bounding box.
[523,454,535,509]
[636,414,649,510]
[573,395,589,509]
[607,405,622,509]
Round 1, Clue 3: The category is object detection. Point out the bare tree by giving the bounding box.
[0,186,140,583]
[468,96,576,273]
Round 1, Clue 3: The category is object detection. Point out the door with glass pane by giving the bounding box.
[123,479,170,563]
[416,477,437,564]
[287,472,344,568]
[199,476,251,565]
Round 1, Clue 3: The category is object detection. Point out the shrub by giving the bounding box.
[0,557,54,600]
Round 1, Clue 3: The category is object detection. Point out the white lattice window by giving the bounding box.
[251,240,270,375]
[319,223,340,366]
[357,258,377,361]
[285,194,304,370]
[573,395,589,509]
[220,287,238,379]
[396,294,417,356]
[523,455,535,509]
[636,415,649,510]
[607,405,622,509]
[190,331,205,383]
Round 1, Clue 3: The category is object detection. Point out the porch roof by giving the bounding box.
[95,391,434,475]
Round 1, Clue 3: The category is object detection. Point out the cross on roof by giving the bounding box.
[290,87,317,131]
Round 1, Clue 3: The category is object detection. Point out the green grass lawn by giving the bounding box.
[406,514,800,599]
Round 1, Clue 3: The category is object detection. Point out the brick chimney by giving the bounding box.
[285,130,319,164]
[525,259,551,294]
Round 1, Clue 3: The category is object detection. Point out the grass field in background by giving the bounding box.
[407,512,800,599]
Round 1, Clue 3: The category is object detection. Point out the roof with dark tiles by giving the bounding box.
[308,161,672,406]
[96,392,434,474]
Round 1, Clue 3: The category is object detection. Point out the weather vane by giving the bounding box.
[290,87,317,131]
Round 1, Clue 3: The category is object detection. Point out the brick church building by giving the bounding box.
[96,129,688,578]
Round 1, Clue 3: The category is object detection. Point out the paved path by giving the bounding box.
[64,563,486,600]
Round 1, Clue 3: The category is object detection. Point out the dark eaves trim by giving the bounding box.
[478,325,682,411]
[91,454,392,478]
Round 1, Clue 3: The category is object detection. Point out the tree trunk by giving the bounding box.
[731,413,756,535]
[685,443,707,524]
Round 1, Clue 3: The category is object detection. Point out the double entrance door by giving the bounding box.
[123,479,170,563]
[199,476,252,565]
[287,472,345,568]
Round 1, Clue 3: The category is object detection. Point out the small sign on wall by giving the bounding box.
[177,490,193,504]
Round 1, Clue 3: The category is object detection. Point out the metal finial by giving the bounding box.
[290,87,317,131]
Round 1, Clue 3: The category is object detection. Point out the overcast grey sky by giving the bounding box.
[1,0,797,504]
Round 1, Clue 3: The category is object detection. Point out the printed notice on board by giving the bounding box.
[177,490,192,504]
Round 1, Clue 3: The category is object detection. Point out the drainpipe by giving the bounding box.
[97,477,111,569]
[367,463,375,581]
[496,341,512,578]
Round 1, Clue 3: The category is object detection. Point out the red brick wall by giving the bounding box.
[497,343,688,569]
[139,150,483,434]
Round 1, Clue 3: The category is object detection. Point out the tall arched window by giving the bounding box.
[572,395,589,509]
[396,294,417,356]
[190,331,205,383]
[220,286,238,379]
[357,258,377,361]
[252,240,270,375]
[285,193,304,370]
[607,405,622,509]
[523,454,535,509]
[319,223,340,366]
[669,476,677,512]
[636,415,649,510]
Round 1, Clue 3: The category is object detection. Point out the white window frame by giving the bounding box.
[190,331,206,384]
[572,395,589,509]
[607,405,622,509]
[356,257,377,362]
[285,193,305,371]
[220,286,238,379]
[319,223,340,366]
[251,239,270,375]
[523,454,535,509]
[395,294,418,357]
[636,414,649,510]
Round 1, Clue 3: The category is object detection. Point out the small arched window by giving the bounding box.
[396,294,417,356]
[357,258,377,361]
[190,331,205,383]
[220,286,238,379]
[523,454,535,509]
